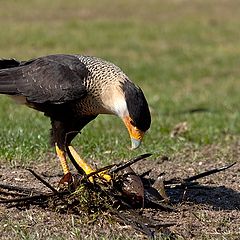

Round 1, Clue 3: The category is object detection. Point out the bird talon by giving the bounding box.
[67,146,111,182]
[58,172,73,189]
[97,171,112,182]
[87,171,112,183]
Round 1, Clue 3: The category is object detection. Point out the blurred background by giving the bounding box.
[0,0,239,165]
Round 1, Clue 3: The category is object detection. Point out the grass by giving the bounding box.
[0,0,239,167]
[0,13,240,240]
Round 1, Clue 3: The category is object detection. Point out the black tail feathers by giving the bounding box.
[0,59,20,70]
[0,59,21,94]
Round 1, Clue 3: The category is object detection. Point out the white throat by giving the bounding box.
[113,98,129,117]
[100,83,129,117]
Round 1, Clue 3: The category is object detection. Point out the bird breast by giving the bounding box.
[74,94,112,116]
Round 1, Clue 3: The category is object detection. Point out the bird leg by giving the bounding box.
[68,145,111,182]
[56,144,70,174]
[55,144,72,184]
[55,142,111,183]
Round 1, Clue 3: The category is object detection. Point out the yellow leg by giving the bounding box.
[56,144,70,175]
[68,146,111,182]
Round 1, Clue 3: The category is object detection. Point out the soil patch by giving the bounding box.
[0,141,239,239]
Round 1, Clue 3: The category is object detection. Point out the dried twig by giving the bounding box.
[0,189,28,197]
[0,183,42,195]
[164,162,237,188]
[27,169,58,193]
[0,190,68,204]
[183,162,237,182]
[86,164,115,179]
[86,153,152,178]
[0,193,51,204]
[109,153,152,174]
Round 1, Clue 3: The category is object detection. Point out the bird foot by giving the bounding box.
[67,146,112,183]
[58,172,73,189]
[89,170,112,182]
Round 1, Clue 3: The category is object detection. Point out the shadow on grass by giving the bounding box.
[168,185,240,211]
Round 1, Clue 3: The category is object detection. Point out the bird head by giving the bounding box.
[85,56,151,150]
[121,81,151,149]
[104,80,150,149]
[122,115,146,149]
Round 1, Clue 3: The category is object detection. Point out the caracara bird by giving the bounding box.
[0,54,151,182]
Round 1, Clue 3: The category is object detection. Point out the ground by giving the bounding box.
[0,0,240,239]
[1,140,239,239]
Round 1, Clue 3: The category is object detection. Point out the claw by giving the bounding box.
[98,171,112,182]
[67,146,112,182]
[58,172,73,189]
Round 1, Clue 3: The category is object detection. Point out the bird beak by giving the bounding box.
[123,116,145,150]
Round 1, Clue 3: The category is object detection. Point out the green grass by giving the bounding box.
[0,0,239,166]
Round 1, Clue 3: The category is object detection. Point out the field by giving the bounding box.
[0,0,239,239]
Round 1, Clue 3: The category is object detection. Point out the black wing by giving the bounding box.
[0,54,89,104]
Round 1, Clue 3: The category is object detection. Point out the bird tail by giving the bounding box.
[0,59,21,95]
[0,59,20,69]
